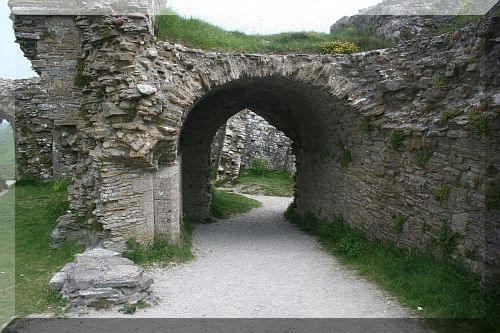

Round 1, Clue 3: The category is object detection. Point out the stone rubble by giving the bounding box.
[49,248,154,309]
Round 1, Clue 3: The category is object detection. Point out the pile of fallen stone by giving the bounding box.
[49,248,154,309]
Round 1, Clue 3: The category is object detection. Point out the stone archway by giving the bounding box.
[177,76,350,224]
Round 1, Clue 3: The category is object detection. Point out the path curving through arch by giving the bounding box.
[81,194,420,319]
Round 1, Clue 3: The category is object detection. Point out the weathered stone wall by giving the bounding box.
[12,15,84,180]
[10,2,499,279]
[211,110,295,181]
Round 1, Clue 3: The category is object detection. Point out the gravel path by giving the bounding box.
[79,194,421,319]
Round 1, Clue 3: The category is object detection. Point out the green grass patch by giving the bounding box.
[434,16,482,35]
[416,146,434,168]
[389,130,405,150]
[434,185,451,201]
[154,13,392,54]
[0,188,15,327]
[0,125,15,180]
[285,206,498,326]
[14,181,83,317]
[123,222,194,267]
[210,188,262,219]
[235,169,295,197]
[440,108,462,126]
[469,109,488,135]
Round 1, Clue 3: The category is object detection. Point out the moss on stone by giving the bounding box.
[439,108,462,126]
[74,58,91,88]
[416,146,434,168]
[393,215,406,234]
[469,109,488,135]
[434,185,451,201]
[340,149,353,169]
[388,130,405,149]
[485,182,500,211]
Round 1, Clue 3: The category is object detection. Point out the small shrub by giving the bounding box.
[320,40,360,54]
[440,108,462,126]
[469,109,488,135]
[42,27,56,39]
[388,130,405,149]
[74,58,91,88]
[485,182,500,211]
[340,149,353,169]
[121,303,138,315]
[393,215,406,234]
[415,146,433,168]
[93,299,110,310]
[249,158,269,176]
[436,220,457,253]
[360,119,372,134]
[434,185,451,201]
[433,76,450,88]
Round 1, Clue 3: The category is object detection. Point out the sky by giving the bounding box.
[0,0,382,80]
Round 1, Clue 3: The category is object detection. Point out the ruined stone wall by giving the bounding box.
[211,110,295,181]
[13,15,84,180]
[10,4,499,278]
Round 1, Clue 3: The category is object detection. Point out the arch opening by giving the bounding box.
[178,77,349,223]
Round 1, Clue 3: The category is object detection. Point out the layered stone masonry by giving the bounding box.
[211,110,295,182]
[10,4,500,281]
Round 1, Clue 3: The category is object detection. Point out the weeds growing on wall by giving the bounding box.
[285,205,498,326]
[154,13,391,54]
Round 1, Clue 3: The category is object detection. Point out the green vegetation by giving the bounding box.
[434,185,451,201]
[14,181,83,317]
[434,16,481,35]
[440,108,462,126]
[416,146,434,168]
[340,149,353,169]
[154,13,392,54]
[433,76,450,88]
[285,206,498,324]
[0,125,15,180]
[436,220,457,254]
[485,182,500,211]
[0,186,14,327]
[320,40,359,54]
[469,109,488,135]
[120,300,150,315]
[235,168,295,197]
[74,58,91,88]
[210,188,262,219]
[123,222,193,267]
[360,118,372,134]
[388,130,405,149]
[393,215,406,234]
[249,158,269,176]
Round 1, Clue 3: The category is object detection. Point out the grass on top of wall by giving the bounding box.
[154,13,392,54]
[210,188,262,220]
[14,180,83,317]
[285,205,498,330]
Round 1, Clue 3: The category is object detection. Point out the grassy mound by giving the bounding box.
[155,14,392,54]
[210,188,262,219]
[235,169,294,197]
